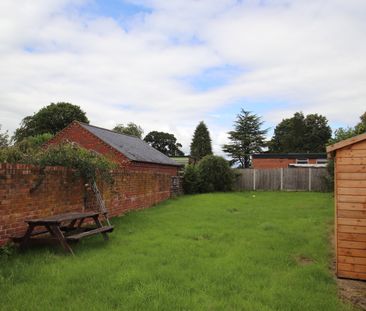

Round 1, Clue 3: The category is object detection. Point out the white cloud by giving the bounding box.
[0,0,365,156]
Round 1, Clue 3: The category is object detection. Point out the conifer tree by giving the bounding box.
[223,110,267,168]
[190,121,212,161]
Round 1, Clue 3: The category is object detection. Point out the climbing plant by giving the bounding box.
[0,142,117,183]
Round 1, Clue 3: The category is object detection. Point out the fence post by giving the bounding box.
[280,168,284,191]
[253,169,256,191]
[308,168,312,191]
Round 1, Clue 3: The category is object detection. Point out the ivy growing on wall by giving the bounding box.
[0,142,117,184]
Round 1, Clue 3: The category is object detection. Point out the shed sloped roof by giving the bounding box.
[326,132,366,153]
[79,123,180,166]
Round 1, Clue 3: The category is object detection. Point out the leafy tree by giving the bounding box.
[269,112,331,153]
[190,121,212,161]
[329,127,357,145]
[0,125,9,148]
[223,110,268,168]
[113,122,143,138]
[329,111,366,144]
[13,102,89,142]
[355,111,366,134]
[144,131,184,156]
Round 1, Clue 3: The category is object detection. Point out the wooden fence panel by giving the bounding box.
[234,169,254,190]
[255,168,281,190]
[234,168,329,192]
[283,168,309,191]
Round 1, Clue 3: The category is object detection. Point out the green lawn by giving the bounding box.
[0,192,354,311]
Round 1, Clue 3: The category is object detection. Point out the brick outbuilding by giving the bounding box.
[46,121,181,176]
[252,153,328,169]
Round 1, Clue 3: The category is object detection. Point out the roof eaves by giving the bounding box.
[326,132,366,154]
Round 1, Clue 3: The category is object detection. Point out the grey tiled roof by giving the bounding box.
[79,123,180,166]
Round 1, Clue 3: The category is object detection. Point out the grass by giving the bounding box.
[0,192,355,311]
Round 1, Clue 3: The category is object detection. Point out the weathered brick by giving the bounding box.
[0,163,178,246]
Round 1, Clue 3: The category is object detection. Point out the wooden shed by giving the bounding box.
[327,133,366,281]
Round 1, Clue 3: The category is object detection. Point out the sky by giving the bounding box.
[0,0,366,155]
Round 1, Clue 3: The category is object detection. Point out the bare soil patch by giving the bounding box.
[295,255,315,266]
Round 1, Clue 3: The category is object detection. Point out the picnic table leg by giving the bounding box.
[92,215,109,241]
[19,224,35,251]
[48,225,75,255]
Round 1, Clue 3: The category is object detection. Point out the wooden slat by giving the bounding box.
[337,165,366,173]
[338,202,366,211]
[338,225,366,234]
[337,270,366,280]
[338,232,366,242]
[338,218,366,226]
[338,263,366,273]
[338,247,366,257]
[337,158,366,165]
[338,255,366,265]
[338,188,366,196]
[337,210,366,219]
[338,195,366,203]
[338,263,353,271]
[66,226,113,241]
[337,180,366,188]
[337,173,366,180]
[337,150,366,158]
[338,240,366,249]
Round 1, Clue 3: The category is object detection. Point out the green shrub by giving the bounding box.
[182,164,200,194]
[16,133,53,152]
[197,155,234,193]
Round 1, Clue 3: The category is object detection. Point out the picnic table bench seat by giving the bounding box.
[12,211,113,255]
[66,225,114,241]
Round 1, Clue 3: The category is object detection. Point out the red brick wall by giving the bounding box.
[0,163,175,246]
[252,158,318,169]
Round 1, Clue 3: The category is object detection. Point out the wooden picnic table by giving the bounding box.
[15,211,113,255]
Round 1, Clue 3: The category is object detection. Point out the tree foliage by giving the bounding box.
[223,110,268,168]
[144,131,184,156]
[183,155,234,194]
[113,122,143,138]
[269,112,331,153]
[13,102,89,142]
[0,125,9,148]
[190,121,212,161]
[329,111,366,144]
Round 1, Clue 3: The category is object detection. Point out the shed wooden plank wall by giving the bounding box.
[335,139,366,280]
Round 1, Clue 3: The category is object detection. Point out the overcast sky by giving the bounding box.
[1,0,365,155]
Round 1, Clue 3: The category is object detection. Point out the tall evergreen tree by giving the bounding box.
[223,109,268,168]
[190,121,212,161]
